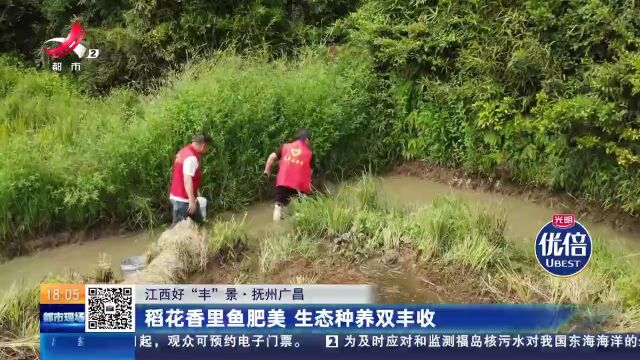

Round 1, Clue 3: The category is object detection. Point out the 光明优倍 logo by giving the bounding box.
[535,213,593,277]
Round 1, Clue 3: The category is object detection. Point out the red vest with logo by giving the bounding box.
[276,140,312,194]
[170,144,202,199]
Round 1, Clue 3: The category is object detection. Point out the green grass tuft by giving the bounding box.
[208,217,249,262]
[259,234,320,274]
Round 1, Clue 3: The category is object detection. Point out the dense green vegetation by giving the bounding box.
[344,0,640,213]
[0,50,395,258]
[2,0,640,255]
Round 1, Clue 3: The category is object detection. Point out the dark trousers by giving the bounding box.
[171,199,203,225]
[275,186,303,206]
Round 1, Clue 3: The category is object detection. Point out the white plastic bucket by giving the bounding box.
[197,196,207,219]
[121,256,146,279]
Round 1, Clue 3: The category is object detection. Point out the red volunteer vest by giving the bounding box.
[170,144,202,200]
[276,140,313,194]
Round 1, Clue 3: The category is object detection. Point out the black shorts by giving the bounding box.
[275,186,301,206]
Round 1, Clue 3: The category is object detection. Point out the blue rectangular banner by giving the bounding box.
[135,304,574,334]
[40,284,637,359]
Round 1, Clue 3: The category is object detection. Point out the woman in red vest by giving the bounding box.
[169,134,211,224]
[263,129,313,221]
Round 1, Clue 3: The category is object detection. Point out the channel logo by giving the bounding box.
[535,214,592,277]
[43,21,99,59]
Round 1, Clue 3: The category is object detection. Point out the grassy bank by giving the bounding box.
[237,176,640,331]
[0,284,39,359]
[0,48,397,259]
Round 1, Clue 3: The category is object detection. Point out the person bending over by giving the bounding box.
[263,129,313,221]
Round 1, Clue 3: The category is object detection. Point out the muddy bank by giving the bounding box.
[394,161,640,236]
[6,224,130,262]
[192,251,494,304]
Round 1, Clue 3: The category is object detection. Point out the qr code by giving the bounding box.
[85,285,135,333]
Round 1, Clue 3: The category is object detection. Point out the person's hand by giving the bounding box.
[188,199,197,215]
[263,171,270,178]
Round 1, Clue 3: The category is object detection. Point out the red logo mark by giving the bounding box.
[552,214,575,229]
[44,22,85,59]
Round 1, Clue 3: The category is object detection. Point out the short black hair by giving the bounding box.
[192,134,211,144]
[295,129,310,141]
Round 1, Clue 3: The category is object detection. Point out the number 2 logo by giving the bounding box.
[87,49,100,59]
[326,335,338,348]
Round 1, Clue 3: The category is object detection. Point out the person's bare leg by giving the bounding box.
[273,203,283,221]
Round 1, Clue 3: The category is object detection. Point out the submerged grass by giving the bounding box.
[94,253,116,283]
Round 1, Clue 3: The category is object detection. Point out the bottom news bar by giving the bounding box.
[137,333,639,360]
[41,333,640,360]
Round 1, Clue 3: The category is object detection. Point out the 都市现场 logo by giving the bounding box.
[535,214,592,277]
[42,21,99,72]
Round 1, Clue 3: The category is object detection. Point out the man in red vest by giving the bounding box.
[169,134,211,224]
[263,129,313,221]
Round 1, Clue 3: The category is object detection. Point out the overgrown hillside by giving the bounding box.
[344,0,640,213]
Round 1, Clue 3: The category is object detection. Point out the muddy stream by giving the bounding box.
[1,175,638,296]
